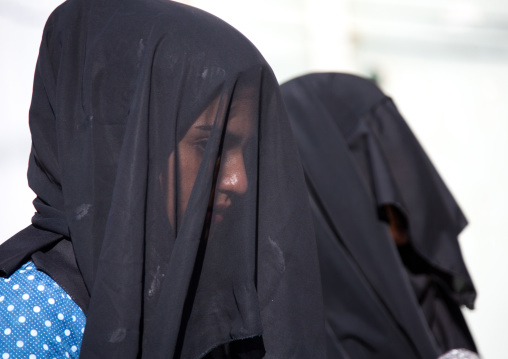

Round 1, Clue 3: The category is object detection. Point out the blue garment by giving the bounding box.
[0,261,86,358]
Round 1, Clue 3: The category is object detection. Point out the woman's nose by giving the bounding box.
[217,150,248,195]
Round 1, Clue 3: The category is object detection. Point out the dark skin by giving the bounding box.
[383,204,409,246]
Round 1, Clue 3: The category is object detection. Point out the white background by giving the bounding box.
[1,0,506,357]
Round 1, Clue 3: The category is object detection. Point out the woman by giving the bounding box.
[0,1,325,358]
[281,72,477,359]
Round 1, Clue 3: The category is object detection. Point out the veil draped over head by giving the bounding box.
[0,1,325,357]
[281,72,476,358]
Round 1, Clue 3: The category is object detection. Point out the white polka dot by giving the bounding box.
[43,344,49,351]
[7,305,14,311]
[26,266,33,270]
[31,330,37,337]
[37,285,44,291]
[0,296,4,302]
[65,353,69,358]
[72,315,76,321]
[12,284,19,290]
[4,329,11,335]
[29,355,36,359]
[4,278,10,282]
[27,275,35,281]
[2,353,9,359]
[48,298,55,305]
[64,329,71,336]
[56,336,61,342]
[19,316,26,323]
[33,306,41,313]
[45,320,52,327]
[71,346,77,352]
[22,294,29,300]
[57,313,64,320]
[16,341,23,348]
[19,270,25,274]
[81,328,85,333]
[66,294,71,299]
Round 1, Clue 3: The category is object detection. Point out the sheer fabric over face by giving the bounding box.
[0,1,325,358]
[281,72,477,358]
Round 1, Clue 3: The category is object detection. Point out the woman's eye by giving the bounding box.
[195,138,209,152]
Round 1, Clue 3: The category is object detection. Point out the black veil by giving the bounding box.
[0,1,325,358]
[281,72,477,358]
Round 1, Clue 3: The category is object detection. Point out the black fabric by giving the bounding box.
[399,245,477,353]
[32,239,90,312]
[0,225,64,277]
[0,1,326,358]
[281,72,477,358]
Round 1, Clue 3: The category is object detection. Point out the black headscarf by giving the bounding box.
[281,72,477,358]
[0,1,326,358]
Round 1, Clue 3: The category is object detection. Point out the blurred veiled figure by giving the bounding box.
[281,72,477,359]
[0,1,326,357]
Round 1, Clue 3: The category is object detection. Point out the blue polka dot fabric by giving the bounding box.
[0,261,86,358]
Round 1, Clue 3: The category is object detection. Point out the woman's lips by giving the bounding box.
[212,203,229,224]
[213,212,224,224]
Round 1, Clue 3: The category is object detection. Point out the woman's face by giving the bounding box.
[165,94,255,228]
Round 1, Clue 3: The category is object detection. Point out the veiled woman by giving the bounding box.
[281,72,477,359]
[0,1,325,358]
